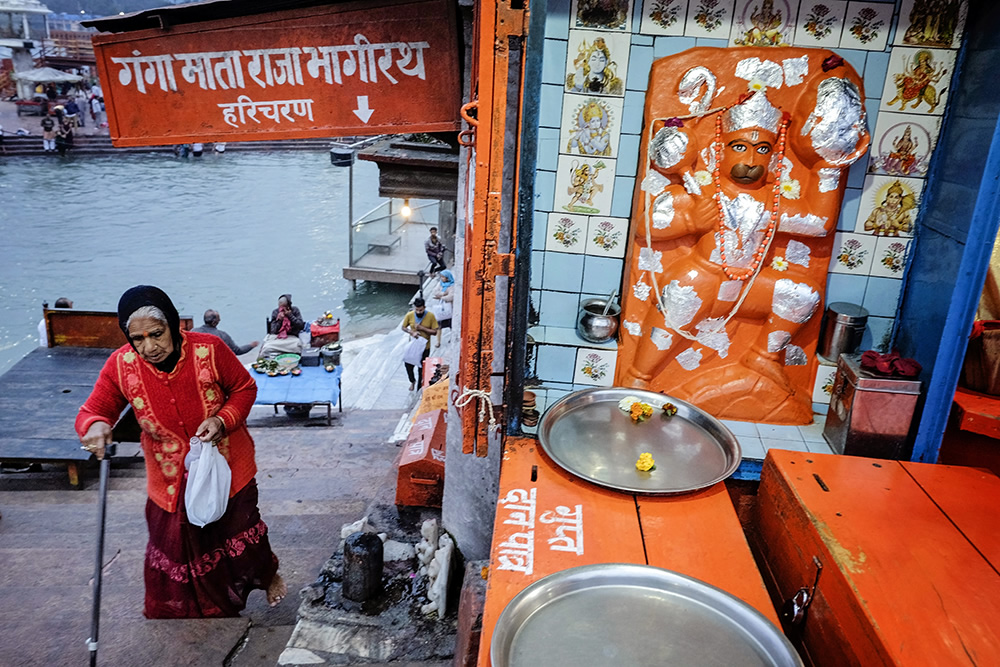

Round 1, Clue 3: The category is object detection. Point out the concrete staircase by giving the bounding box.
[0,134,336,157]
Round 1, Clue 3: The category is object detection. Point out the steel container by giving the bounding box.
[818,302,869,361]
[576,298,619,344]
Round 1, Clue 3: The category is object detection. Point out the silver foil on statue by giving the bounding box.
[818,167,840,192]
[696,318,731,358]
[676,348,703,371]
[779,212,828,237]
[633,279,652,301]
[723,89,782,134]
[662,280,702,329]
[642,170,669,194]
[718,280,743,302]
[650,327,673,350]
[782,56,809,87]
[772,279,820,324]
[699,146,717,172]
[767,330,792,353]
[719,193,769,268]
[784,344,808,366]
[623,320,642,336]
[682,171,702,195]
[770,155,792,179]
[638,248,663,273]
[786,240,811,267]
[709,232,723,264]
[677,66,717,116]
[652,191,675,229]
[734,58,784,88]
[803,77,866,165]
[649,127,689,170]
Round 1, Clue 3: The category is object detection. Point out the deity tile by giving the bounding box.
[867,111,941,178]
[585,215,630,257]
[831,232,876,275]
[793,1,848,49]
[870,236,912,278]
[555,154,617,216]
[811,363,838,405]
[729,0,798,47]
[560,94,624,158]
[572,0,636,32]
[855,175,923,238]
[565,30,631,98]
[894,0,968,49]
[685,0,737,39]
[639,0,691,36]
[546,212,589,253]
[879,47,957,117]
[574,347,617,385]
[839,1,893,51]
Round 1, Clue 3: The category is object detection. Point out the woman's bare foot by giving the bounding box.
[267,573,287,607]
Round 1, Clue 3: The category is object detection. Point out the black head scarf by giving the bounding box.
[117,285,182,372]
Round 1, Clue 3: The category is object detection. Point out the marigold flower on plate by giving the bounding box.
[636,452,656,472]
[661,402,678,417]
[630,402,654,422]
[618,396,640,412]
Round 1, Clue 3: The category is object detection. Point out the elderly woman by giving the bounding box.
[76,285,286,618]
[258,293,305,358]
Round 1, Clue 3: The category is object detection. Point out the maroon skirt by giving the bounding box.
[143,478,279,618]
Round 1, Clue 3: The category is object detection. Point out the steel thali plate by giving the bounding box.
[538,388,740,494]
[491,563,802,667]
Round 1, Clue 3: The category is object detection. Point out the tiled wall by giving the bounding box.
[527,0,965,413]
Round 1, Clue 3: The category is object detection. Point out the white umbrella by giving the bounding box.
[11,66,83,83]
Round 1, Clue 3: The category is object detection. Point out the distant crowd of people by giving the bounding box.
[33,82,105,155]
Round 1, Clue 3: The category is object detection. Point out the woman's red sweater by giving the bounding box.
[75,331,258,512]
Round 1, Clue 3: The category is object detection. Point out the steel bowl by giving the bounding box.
[577,298,620,343]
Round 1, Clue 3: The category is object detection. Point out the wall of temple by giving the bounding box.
[523,0,966,424]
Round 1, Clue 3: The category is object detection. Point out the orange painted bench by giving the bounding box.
[754,450,1000,666]
[477,437,778,666]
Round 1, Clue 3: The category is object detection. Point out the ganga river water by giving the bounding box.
[0,150,415,374]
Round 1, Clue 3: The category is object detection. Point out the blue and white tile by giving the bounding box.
[729,0,797,46]
[537,127,561,172]
[840,2,893,51]
[652,34,697,57]
[539,84,566,129]
[721,418,758,438]
[793,0,847,49]
[879,47,956,116]
[870,236,911,279]
[585,215,629,257]
[565,30,631,98]
[531,250,545,289]
[616,133,641,177]
[805,438,835,454]
[826,272,868,306]
[554,154,616,216]
[861,315,894,352]
[533,210,550,250]
[831,232,876,275]
[570,0,635,32]
[542,38,570,85]
[542,251,586,292]
[622,90,646,130]
[546,212,589,253]
[582,254,625,293]
[538,290,582,327]
[855,175,923,237]
[638,0,689,36]
[625,43,655,91]
[763,437,810,454]
[535,344,578,384]
[573,346,617,386]
[534,169,557,212]
[685,0,735,40]
[560,93,624,158]
[812,363,839,406]
[544,0,572,39]
[611,174,635,218]
[756,422,804,441]
[738,434,767,460]
[863,276,903,317]
[863,50,890,98]
[798,414,827,442]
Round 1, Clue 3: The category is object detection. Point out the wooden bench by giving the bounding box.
[477,437,778,666]
[366,233,401,254]
[0,309,192,486]
[753,449,1000,666]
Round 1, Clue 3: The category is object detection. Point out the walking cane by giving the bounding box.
[88,442,115,667]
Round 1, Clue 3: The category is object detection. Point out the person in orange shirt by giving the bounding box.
[77,285,286,618]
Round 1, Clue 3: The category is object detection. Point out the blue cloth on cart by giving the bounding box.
[253,364,342,406]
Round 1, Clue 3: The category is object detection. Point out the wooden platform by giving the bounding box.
[477,438,778,666]
[753,449,1000,666]
[0,347,114,486]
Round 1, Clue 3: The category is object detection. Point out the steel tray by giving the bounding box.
[538,387,740,494]
[491,563,802,667]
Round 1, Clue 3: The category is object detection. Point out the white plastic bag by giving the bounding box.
[184,437,232,527]
[431,298,452,322]
[403,335,427,366]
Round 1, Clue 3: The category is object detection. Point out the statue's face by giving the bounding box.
[721,128,776,190]
[588,50,608,75]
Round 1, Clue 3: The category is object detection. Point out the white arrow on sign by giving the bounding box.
[352,95,374,123]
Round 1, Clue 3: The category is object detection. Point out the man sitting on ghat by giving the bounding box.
[192,309,259,357]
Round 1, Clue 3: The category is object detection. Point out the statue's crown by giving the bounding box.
[723,90,782,134]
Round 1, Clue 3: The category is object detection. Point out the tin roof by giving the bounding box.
[82,0,349,33]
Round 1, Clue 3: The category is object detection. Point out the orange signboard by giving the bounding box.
[91,0,461,146]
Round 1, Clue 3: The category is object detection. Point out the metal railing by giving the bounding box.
[349,199,439,264]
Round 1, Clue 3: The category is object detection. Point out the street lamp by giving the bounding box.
[401,198,412,219]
